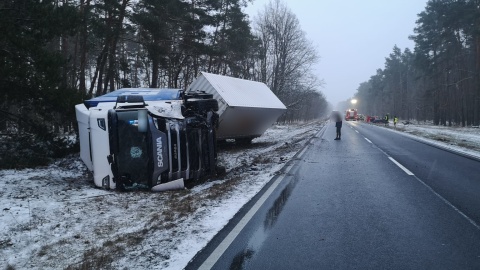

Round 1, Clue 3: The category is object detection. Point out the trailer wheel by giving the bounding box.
[186,98,218,112]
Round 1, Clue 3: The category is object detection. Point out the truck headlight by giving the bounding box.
[97,118,106,130]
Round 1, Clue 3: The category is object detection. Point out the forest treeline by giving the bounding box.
[0,0,327,168]
[353,0,480,127]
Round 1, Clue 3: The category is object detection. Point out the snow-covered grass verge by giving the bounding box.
[1,121,323,270]
[383,122,480,160]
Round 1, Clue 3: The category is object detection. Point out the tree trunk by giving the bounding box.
[104,0,129,93]
[151,55,159,88]
[88,45,108,96]
[79,0,91,95]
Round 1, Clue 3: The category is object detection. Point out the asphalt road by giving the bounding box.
[187,121,480,270]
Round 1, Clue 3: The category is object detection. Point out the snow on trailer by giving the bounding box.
[187,72,287,142]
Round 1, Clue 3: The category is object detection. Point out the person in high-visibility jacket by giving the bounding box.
[394,116,398,127]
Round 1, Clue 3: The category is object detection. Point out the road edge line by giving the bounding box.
[413,175,480,231]
[197,166,287,270]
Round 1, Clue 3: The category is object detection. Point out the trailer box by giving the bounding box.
[186,72,286,142]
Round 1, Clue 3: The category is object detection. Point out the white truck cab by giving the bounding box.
[76,102,115,188]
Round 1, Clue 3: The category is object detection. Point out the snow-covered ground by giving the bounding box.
[382,122,480,160]
[1,121,479,269]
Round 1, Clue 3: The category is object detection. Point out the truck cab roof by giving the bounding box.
[84,88,182,108]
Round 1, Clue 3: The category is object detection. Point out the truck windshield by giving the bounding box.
[116,110,150,188]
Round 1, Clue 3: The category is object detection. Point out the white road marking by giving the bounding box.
[355,130,359,133]
[364,138,372,144]
[388,157,414,175]
[198,168,288,269]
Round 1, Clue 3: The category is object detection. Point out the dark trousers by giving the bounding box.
[336,127,341,138]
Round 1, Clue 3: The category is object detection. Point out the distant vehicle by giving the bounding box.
[371,117,388,124]
[345,108,358,121]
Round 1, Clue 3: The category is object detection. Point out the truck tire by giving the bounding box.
[194,93,214,99]
[186,98,218,112]
[185,93,213,100]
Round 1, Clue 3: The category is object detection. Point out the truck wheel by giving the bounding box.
[194,93,214,99]
[185,93,213,100]
[186,98,218,112]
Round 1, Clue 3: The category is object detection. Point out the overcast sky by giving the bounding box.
[244,0,429,108]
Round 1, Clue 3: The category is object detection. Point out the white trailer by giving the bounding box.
[186,72,286,142]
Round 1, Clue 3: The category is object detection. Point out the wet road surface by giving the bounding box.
[187,121,480,269]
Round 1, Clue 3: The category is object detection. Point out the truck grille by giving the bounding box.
[164,120,193,182]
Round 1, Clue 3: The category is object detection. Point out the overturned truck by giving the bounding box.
[76,89,220,191]
[75,73,286,191]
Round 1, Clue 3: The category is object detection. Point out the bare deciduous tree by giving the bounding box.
[253,0,324,121]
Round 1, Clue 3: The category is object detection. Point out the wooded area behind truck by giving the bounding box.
[0,0,327,168]
[3,0,479,169]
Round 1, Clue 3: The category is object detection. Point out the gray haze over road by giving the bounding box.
[245,0,429,105]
